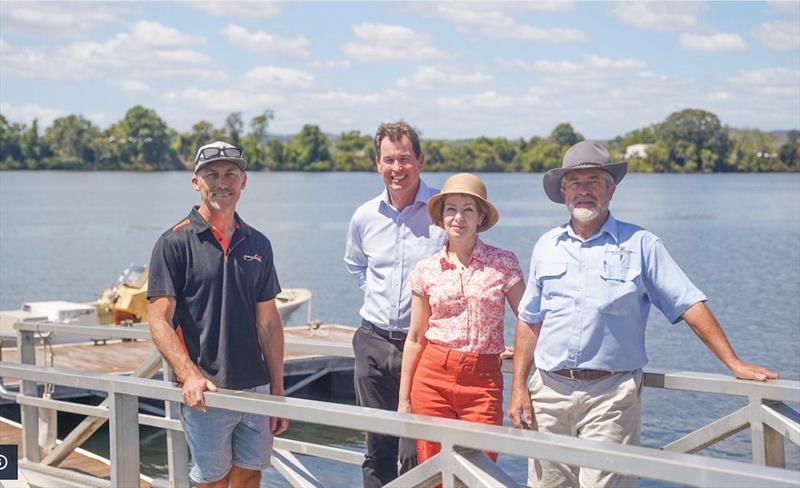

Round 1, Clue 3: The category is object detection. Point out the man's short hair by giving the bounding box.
[374,122,422,160]
[560,169,615,189]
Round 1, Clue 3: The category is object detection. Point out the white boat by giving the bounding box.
[0,265,312,344]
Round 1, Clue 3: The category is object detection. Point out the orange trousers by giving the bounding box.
[410,342,503,464]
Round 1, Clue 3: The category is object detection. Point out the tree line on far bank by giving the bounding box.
[1,107,797,173]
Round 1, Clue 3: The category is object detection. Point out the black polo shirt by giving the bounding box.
[147,207,281,390]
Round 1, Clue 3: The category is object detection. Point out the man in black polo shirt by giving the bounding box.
[147,141,287,488]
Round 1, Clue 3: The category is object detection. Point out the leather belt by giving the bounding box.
[361,319,407,341]
[552,369,613,381]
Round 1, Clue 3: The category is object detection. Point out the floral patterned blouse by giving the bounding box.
[410,239,524,354]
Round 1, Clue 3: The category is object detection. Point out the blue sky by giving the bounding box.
[1,1,798,140]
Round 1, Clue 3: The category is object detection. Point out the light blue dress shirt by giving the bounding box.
[518,213,707,372]
[344,180,447,332]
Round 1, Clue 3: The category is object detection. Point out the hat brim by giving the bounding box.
[194,156,247,174]
[542,161,628,204]
[427,191,499,233]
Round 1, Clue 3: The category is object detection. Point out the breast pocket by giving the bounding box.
[599,264,641,316]
[534,261,568,301]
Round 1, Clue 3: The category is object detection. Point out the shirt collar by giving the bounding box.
[379,178,434,209]
[557,212,619,244]
[188,206,250,236]
[437,237,487,270]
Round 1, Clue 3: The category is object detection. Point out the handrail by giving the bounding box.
[6,320,800,487]
[0,361,796,488]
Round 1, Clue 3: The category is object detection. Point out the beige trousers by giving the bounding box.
[527,369,643,488]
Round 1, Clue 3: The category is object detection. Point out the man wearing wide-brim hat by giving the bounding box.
[508,140,778,487]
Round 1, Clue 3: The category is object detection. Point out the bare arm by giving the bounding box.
[505,281,525,317]
[398,293,431,414]
[683,302,778,381]
[255,299,289,435]
[508,319,542,429]
[148,296,217,411]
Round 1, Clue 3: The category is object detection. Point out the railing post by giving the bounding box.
[109,391,140,487]
[162,359,191,487]
[749,397,767,465]
[763,423,786,468]
[440,442,456,488]
[17,328,40,462]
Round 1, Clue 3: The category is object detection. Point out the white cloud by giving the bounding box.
[609,2,699,32]
[586,55,647,70]
[728,67,800,97]
[116,80,151,93]
[395,66,492,90]
[130,21,205,49]
[753,20,800,52]
[679,33,747,53]
[191,2,281,19]
[307,59,352,69]
[243,66,314,90]
[707,91,732,102]
[534,60,582,75]
[0,102,63,127]
[437,90,515,110]
[526,1,576,12]
[343,23,446,61]
[164,88,283,112]
[1,22,212,81]
[433,3,586,43]
[0,2,122,37]
[222,24,310,59]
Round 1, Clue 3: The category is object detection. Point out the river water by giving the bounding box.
[1,171,799,486]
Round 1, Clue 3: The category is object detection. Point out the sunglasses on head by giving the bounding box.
[196,146,243,164]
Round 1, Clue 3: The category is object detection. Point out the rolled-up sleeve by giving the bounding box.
[344,216,367,291]
[518,247,545,325]
[642,237,707,324]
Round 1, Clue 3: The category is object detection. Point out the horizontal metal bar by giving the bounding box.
[284,338,354,358]
[16,394,109,419]
[662,406,750,453]
[1,362,796,488]
[643,368,798,402]
[14,322,152,340]
[138,414,182,432]
[273,438,364,465]
[271,449,323,488]
[760,403,800,446]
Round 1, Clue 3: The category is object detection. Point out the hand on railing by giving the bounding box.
[729,359,780,382]
[180,371,218,412]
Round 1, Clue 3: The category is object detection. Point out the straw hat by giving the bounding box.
[542,141,627,203]
[427,173,499,232]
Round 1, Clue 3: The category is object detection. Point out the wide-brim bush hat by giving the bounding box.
[542,141,627,203]
[427,173,499,232]
[194,141,247,173]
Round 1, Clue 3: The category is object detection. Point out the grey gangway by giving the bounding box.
[0,322,797,488]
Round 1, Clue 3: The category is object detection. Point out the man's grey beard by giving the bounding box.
[568,203,604,223]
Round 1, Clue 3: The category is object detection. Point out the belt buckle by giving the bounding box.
[388,330,405,341]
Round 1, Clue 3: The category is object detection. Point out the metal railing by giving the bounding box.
[1,321,798,488]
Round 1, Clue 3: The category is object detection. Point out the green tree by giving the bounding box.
[106,106,181,170]
[0,114,25,169]
[225,112,243,148]
[656,109,731,172]
[282,124,331,171]
[42,115,103,169]
[550,123,583,148]
[242,109,275,170]
[332,131,373,171]
[779,130,799,170]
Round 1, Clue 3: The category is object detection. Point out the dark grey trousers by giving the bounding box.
[353,323,418,488]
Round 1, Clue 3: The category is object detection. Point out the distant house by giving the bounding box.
[625,143,653,159]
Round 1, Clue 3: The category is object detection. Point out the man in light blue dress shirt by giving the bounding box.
[344,122,446,487]
[509,141,778,488]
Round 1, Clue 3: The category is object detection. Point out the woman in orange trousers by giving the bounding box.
[398,173,524,465]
